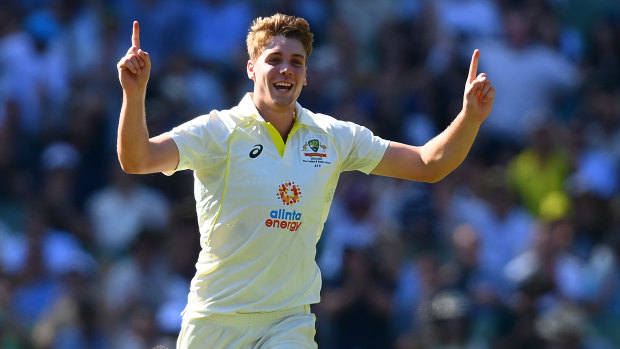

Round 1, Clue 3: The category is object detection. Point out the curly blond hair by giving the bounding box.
[246,13,314,62]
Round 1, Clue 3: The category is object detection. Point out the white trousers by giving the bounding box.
[176,305,317,349]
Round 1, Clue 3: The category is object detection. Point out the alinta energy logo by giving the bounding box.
[277,181,301,206]
[265,181,303,232]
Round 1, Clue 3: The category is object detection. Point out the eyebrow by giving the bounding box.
[266,52,306,60]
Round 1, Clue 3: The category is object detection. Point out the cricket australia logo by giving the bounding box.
[301,138,332,167]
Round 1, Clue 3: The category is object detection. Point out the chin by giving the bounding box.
[271,95,296,107]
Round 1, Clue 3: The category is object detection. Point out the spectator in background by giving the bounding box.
[534,302,593,349]
[30,271,106,349]
[102,230,171,342]
[114,304,168,349]
[86,161,169,260]
[61,88,111,205]
[334,0,400,70]
[157,50,228,117]
[39,141,92,244]
[319,246,394,349]
[391,252,447,349]
[564,118,618,255]
[507,120,571,218]
[1,204,96,339]
[111,0,189,74]
[472,6,580,146]
[319,178,383,281]
[581,233,620,348]
[452,166,535,291]
[580,86,620,163]
[432,0,502,39]
[0,123,32,232]
[155,204,201,339]
[416,289,484,349]
[0,2,43,136]
[0,272,24,348]
[563,1,620,83]
[441,224,504,347]
[186,0,253,73]
[301,16,363,115]
[503,212,586,318]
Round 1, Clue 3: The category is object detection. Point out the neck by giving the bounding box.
[268,109,296,142]
[251,94,297,141]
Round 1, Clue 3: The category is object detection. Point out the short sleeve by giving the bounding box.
[335,121,390,174]
[165,111,232,174]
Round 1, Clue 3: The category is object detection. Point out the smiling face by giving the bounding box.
[247,35,307,116]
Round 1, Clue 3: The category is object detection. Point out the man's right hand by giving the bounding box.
[117,21,151,94]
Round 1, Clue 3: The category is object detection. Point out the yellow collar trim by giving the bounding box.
[265,118,302,157]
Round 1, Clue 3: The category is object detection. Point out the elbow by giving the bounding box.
[418,152,457,183]
[395,168,446,183]
[416,162,451,183]
[424,172,448,183]
[418,171,447,183]
[117,152,146,174]
[118,160,142,174]
[119,163,142,174]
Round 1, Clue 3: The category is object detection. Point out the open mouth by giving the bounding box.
[273,81,293,92]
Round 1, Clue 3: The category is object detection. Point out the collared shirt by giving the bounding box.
[167,93,389,316]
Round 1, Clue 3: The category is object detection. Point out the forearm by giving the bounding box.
[117,90,150,173]
[420,110,482,181]
[372,49,494,183]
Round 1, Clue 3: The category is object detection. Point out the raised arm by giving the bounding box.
[372,49,495,182]
[116,21,179,174]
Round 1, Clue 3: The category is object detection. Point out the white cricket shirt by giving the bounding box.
[167,93,389,318]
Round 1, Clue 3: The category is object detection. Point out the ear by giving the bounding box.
[247,60,255,80]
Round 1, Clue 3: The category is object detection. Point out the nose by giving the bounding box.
[280,65,292,75]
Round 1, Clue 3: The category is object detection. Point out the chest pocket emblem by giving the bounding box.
[307,139,319,152]
[303,139,327,153]
[301,138,331,167]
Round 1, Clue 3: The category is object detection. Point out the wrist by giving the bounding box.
[459,109,484,128]
[123,88,147,101]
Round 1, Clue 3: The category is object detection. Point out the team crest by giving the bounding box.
[301,138,331,167]
[308,139,319,152]
[302,139,328,153]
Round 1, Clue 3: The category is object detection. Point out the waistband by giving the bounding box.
[190,305,311,327]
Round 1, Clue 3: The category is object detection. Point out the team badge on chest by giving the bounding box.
[301,138,332,167]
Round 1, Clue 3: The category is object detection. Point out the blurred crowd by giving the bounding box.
[0,0,619,348]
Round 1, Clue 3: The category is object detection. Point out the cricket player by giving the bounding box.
[116,13,494,349]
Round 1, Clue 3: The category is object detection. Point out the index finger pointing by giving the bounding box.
[132,21,140,48]
[468,49,479,83]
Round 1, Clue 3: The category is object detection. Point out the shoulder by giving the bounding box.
[174,105,255,135]
[298,107,359,135]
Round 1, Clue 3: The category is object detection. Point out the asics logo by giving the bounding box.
[249,144,263,158]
